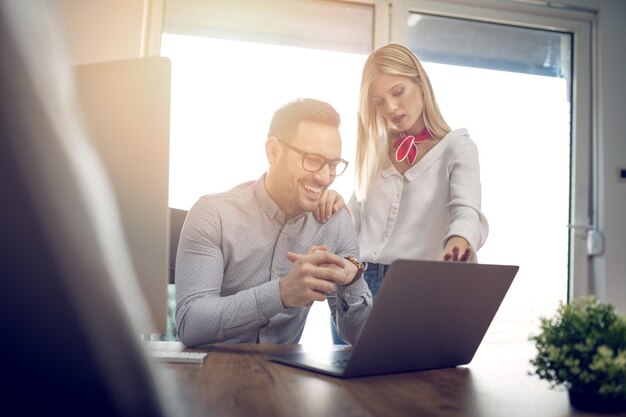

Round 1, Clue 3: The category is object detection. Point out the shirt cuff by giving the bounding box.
[336,276,371,306]
[255,279,286,321]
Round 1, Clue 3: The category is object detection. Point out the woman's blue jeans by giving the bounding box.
[330,262,391,345]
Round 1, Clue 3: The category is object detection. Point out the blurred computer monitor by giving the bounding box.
[75,57,171,335]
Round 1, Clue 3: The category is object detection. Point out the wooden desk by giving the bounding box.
[146,341,624,417]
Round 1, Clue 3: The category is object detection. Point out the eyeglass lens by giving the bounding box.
[302,154,347,176]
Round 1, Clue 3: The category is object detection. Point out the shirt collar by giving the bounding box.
[254,174,308,225]
[404,129,463,181]
[380,129,466,182]
[254,174,283,222]
[381,165,399,178]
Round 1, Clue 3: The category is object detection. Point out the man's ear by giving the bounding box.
[265,136,282,166]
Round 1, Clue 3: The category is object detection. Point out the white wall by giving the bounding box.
[595,0,626,313]
[57,0,145,65]
[56,0,626,312]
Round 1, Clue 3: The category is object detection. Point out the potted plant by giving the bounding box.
[529,296,626,413]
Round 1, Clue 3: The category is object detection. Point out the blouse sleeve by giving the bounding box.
[444,140,489,252]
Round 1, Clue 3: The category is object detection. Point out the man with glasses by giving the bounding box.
[176,98,372,346]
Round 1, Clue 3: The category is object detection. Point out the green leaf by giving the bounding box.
[529,296,626,398]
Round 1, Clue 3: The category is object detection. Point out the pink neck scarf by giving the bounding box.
[393,127,430,165]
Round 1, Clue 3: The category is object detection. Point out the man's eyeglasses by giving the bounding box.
[278,139,348,177]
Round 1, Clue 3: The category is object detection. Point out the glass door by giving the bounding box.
[399,1,592,342]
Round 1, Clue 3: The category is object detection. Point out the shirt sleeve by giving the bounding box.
[175,198,285,347]
[444,139,489,253]
[325,209,372,344]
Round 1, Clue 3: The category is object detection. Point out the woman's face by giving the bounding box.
[369,73,425,134]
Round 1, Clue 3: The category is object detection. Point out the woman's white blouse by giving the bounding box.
[348,128,489,265]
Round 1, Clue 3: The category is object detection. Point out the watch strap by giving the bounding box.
[344,256,365,283]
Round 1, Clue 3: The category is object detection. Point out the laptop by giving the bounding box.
[269,259,518,378]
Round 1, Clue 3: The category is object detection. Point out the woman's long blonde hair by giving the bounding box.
[354,43,450,199]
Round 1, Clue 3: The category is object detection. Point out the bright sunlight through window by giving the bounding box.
[162,35,570,347]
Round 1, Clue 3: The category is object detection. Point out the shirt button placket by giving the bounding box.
[271,223,289,281]
[378,178,402,254]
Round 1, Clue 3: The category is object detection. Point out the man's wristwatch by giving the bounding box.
[344,256,366,283]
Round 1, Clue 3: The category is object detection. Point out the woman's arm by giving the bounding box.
[442,139,489,262]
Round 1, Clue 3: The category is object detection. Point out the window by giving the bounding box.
[161,0,375,345]
[159,0,593,346]
[162,0,374,209]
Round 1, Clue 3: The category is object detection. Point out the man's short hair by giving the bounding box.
[268,98,341,143]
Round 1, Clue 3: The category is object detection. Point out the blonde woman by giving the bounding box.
[318,44,489,344]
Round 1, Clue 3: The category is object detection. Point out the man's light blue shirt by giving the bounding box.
[176,175,372,347]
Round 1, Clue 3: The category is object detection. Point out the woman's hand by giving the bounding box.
[441,236,473,262]
[314,189,346,223]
